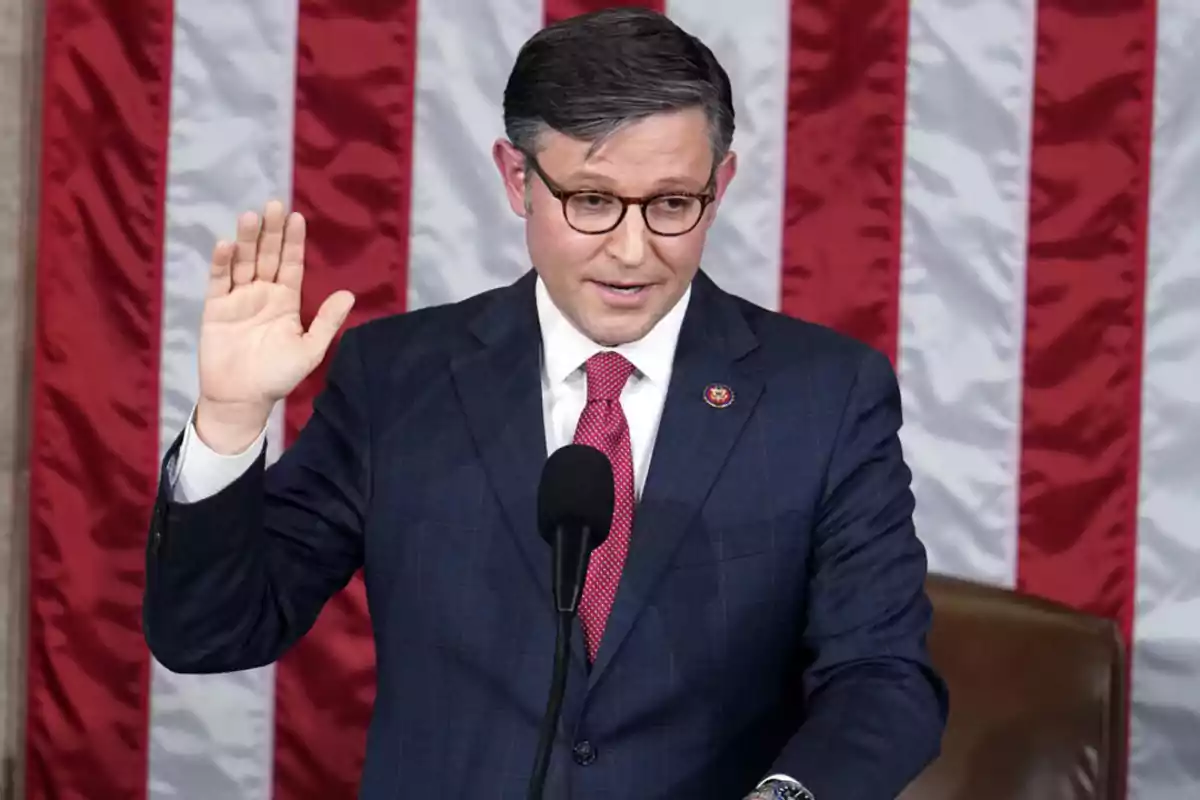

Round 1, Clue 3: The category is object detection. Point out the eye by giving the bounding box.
[568,193,619,214]
[650,196,698,216]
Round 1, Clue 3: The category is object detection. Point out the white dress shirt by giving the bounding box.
[171,276,690,503]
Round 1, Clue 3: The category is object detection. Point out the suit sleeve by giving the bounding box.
[143,327,371,674]
[765,347,949,799]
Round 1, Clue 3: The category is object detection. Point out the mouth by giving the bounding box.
[591,279,651,296]
[587,279,655,310]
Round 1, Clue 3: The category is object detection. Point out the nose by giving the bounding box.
[605,206,649,267]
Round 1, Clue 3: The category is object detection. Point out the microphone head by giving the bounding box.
[537,444,615,550]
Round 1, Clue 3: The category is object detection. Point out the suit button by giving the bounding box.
[572,740,597,766]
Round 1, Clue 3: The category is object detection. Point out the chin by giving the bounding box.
[583,316,656,347]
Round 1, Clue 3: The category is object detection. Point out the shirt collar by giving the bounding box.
[535,275,690,388]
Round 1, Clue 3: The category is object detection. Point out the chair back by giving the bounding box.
[900,574,1126,800]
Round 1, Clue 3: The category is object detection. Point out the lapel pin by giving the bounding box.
[703,383,734,409]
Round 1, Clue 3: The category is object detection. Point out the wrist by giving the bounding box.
[194,397,272,455]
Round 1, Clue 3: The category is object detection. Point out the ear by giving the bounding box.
[493,139,530,218]
[712,150,738,206]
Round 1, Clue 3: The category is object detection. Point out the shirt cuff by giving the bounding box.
[170,406,267,503]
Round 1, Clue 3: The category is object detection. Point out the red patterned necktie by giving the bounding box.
[572,351,637,662]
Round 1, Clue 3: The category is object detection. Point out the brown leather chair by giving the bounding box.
[900,574,1127,800]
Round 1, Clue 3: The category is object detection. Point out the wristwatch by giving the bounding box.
[752,778,815,800]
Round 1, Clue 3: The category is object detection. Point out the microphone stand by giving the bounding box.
[528,611,572,800]
[527,525,593,800]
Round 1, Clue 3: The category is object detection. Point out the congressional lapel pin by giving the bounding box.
[703,383,734,409]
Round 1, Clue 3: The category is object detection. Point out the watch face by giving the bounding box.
[771,782,813,800]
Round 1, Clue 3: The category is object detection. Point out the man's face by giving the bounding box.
[493,108,737,346]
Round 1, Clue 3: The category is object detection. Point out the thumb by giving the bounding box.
[302,289,356,363]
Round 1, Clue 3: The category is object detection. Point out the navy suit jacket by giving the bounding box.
[144,269,947,799]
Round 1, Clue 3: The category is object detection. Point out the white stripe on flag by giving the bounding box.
[897,0,1038,587]
[149,1,297,796]
[1132,1,1200,796]
[407,0,544,311]
[665,0,790,312]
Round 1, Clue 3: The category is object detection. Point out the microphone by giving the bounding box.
[527,444,614,800]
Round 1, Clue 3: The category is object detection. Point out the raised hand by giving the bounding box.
[195,200,355,454]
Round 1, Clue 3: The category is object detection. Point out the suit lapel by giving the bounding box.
[587,273,763,689]
[449,272,556,614]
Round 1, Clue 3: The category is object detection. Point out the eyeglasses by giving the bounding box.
[524,155,715,237]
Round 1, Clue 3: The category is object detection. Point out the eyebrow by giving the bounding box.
[562,170,707,193]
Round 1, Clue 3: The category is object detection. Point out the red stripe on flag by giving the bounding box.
[1017,0,1153,644]
[778,0,910,361]
[23,1,174,797]
[1016,3,1155,791]
[543,0,664,26]
[272,1,419,797]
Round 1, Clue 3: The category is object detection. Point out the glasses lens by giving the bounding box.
[645,196,704,235]
[565,193,623,233]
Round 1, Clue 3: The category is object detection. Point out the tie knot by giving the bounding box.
[584,352,635,402]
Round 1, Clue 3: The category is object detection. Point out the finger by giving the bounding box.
[256,200,286,282]
[302,290,356,364]
[207,240,235,298]
[277,212,306,292]
[232,211,261,285]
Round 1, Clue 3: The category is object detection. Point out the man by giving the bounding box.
[143,8,947,799]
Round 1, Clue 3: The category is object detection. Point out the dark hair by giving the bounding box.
[502,8,735,163]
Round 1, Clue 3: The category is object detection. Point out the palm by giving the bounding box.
[201,281,305,404]
[199,202,354,408]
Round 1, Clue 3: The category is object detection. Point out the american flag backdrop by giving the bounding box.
[22,0,1200,797]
